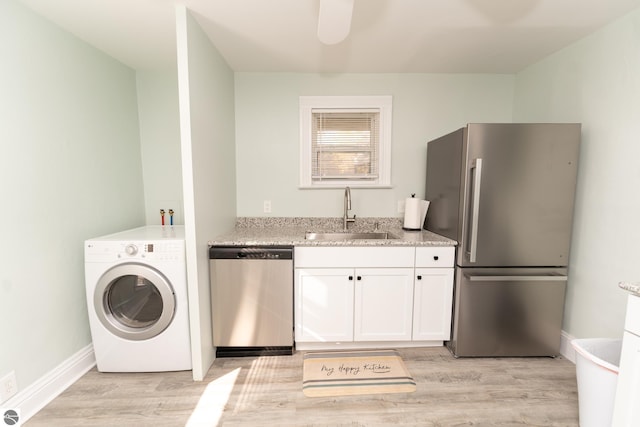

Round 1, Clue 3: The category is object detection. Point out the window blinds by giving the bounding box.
[311,110,380,181]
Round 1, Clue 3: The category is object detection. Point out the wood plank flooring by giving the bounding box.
[25,347,579,426]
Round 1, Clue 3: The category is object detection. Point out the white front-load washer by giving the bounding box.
[84,225,192,372]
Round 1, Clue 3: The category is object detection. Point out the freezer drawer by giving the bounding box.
[448,267,568,357]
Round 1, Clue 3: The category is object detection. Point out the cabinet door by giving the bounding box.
[413,268,454,340]
[295,268,354,342]
[613,331,640,426]
[354,268,414,341]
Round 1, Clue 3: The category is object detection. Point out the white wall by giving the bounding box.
[514,8,640,338]
[176,5,237,380]
[0,0,144,399]
[136,69,184,225]
[234,73,514,217]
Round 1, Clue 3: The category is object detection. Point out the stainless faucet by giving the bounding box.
[343,186,356,231]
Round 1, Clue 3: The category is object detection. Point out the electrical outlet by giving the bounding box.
[397,200,405,213]
[0,371,17,402]
[263,200,272,213]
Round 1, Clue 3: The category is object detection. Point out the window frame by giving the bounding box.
[299,95,392,189]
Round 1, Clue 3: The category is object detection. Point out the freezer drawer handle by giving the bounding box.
[467,275,568,282]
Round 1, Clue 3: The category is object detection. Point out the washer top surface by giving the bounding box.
[88,225,184,242]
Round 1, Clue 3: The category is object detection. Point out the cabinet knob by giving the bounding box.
[417,275,422,280]
[357,276,362,280]
[433,256,439,261]
[348,275,353,281]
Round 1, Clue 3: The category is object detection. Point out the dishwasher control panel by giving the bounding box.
[209,246,293,260]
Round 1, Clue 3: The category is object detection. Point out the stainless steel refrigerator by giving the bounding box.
[425,123,580,357]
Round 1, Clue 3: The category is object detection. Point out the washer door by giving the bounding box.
[94,263,176,341]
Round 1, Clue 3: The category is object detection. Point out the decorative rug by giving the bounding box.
[302,349,417,397]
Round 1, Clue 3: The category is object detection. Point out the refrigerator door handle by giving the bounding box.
[467,158,483,262]
[467,275,568,282]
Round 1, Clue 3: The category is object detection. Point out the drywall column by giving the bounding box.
[175,5,238,381]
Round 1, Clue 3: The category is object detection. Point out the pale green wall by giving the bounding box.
[136,69,184,226]
[0,0,144,397]
[6,0,635,403]
[514,8,640,338]
[234,73,514,217]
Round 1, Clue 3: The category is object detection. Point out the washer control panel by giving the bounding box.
[85,240,184,262]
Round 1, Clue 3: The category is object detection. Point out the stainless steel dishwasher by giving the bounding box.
[209,245,293,356]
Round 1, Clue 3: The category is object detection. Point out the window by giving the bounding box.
[299,96,392,188]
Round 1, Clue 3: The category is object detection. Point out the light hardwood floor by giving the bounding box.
[26,347,579,426]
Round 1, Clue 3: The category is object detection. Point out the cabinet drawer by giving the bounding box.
[415,246,455,268]
[295,246,415,268]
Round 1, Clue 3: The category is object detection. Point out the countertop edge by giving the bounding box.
[619,282,640,297]
[208,227,457,247]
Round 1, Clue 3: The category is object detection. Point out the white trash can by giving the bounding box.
[571,338,622,427]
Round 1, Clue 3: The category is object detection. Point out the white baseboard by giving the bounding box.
[295,340,444,351]
[560,330,577,363]
[5,344,96,423]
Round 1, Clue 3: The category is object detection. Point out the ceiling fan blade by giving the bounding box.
[317,0,355,45]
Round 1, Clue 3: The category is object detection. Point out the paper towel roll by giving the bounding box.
[403,197,430,230]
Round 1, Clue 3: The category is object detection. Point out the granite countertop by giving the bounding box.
[208,217,457,247]
[619,282,640,297]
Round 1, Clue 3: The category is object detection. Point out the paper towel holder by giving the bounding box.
[402,193,430,231]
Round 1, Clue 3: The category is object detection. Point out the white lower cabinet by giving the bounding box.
[613,294,640,426]
[294,245,455,348]
[612,331,640,426]
[412,247,455,341]
[294,266,414,343]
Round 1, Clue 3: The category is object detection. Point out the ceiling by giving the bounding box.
[18,0,640,73]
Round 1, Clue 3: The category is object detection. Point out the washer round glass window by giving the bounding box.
[95,263,176,341]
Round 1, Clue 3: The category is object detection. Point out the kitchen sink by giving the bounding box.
[305,231,398,241]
